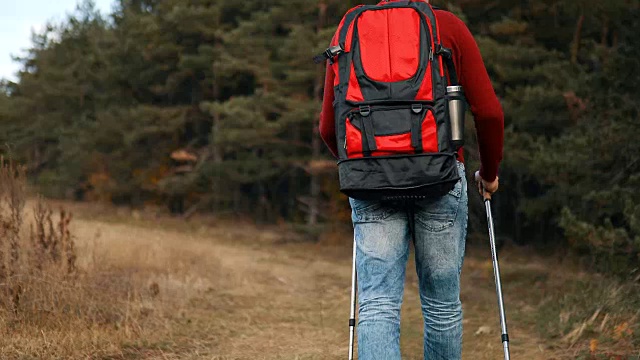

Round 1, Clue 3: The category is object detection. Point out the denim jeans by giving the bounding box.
[349,161,468,360]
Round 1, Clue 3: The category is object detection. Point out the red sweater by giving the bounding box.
[319,1,504,182]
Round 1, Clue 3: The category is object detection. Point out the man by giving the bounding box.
[319,0,504,359]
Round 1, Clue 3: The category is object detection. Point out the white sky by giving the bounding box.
[0,0,114,81]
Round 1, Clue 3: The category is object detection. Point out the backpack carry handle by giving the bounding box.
[384,0,413,4]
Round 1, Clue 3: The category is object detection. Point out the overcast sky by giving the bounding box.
[0,0,114,81]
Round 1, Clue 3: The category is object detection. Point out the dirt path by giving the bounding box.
[69,213,552,359]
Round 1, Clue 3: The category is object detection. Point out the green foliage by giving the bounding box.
[438,0,640,274]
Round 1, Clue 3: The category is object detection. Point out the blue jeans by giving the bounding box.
[349,161,468,360]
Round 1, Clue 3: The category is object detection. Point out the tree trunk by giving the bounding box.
[210,12,223,213]
[601,15,610,47]
[571,12,585,65]
[308,0,328,227]
[289,124,300,219]
[211,10,223,165]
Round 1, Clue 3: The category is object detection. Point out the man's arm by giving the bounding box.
[441,12,504,182]
[319,62,339,159]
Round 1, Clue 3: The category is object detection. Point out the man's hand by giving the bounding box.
[475,171,499,200]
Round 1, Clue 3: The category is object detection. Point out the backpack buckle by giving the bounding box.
[359,105,371,117]
[324,48,336,64]
[435,44,452,59]
[411,104,423,114]
[313,44,345,64]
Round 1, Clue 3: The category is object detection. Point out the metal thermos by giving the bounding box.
[447,85,466,149]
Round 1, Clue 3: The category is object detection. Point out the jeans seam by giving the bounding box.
[452,162,466,228]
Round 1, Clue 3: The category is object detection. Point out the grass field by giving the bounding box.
[0,199,638,359]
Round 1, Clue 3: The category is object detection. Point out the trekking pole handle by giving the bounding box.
[474,171,494,201]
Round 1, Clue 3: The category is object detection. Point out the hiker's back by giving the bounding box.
[318,0,460,201]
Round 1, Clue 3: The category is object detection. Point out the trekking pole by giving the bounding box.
[348,232,357,360]
[477,174,511,360]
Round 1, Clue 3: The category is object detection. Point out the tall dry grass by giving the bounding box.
[0,159,172,359]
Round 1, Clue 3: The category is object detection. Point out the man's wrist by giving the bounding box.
[479,168,497,183]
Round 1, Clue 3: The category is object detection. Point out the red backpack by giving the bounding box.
[315,0,461,200]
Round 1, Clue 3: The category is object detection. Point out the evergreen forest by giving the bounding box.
[1,0,639,275]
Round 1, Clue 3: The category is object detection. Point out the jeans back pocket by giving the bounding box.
[350,198,398,222]
[415,165,465,232]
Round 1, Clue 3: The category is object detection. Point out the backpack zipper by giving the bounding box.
[351,7,433,85]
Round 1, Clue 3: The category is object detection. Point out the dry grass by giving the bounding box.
[2,159,639,359]
[2,199,551,359]
[0,160,177,359]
